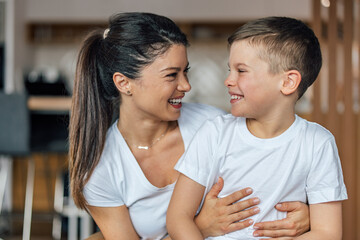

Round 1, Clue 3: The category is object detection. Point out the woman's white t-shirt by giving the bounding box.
[83,103,226,239]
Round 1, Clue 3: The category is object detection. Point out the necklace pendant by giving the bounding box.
[137,146,149,150]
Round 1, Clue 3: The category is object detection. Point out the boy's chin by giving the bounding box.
[230,109,246,118]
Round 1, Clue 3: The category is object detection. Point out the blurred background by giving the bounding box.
[0,0,359,239]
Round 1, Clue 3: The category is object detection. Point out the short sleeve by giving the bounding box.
[306,136,348,204]
[84,159,125,207]
[175,119,220,186]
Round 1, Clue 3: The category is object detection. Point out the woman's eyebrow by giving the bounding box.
[160,67,181,72]
[160,62,189,72]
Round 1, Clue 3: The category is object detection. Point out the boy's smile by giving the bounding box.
[230,93,244,103]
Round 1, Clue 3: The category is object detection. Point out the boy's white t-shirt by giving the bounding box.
[83,102,226,240]
[175,114,348,240]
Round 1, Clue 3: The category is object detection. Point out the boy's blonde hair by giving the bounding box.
[228,16,322,99]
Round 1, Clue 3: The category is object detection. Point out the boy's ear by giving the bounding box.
[113,72,132,95]
[280,70,301,96]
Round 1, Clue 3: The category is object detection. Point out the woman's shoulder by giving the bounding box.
[90,122,126,175]
[84,123,127,206]
[181,102,227,121]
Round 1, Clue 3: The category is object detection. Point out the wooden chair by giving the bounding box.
[0,92,34,240]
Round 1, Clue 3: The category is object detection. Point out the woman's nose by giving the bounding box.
[178,75,191,92]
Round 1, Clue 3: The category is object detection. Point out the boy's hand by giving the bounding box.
[194,177,260,238]
[253,201,309,238]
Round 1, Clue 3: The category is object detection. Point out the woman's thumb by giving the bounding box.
[207,177,224,198]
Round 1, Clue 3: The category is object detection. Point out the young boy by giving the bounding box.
[166,17,347,239]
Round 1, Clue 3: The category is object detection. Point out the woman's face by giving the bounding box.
[129,44,191,122]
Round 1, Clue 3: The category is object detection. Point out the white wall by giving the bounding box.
[24,0,312,22]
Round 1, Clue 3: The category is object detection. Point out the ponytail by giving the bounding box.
[69,30,115,209]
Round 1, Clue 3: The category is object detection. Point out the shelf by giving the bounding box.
[27,96,71,112]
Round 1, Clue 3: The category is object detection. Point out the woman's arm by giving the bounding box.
[295,202,342,240]
[87,205,140,240]
[167,174,208,239]
[194,177,259,237]
[252,201,310,238]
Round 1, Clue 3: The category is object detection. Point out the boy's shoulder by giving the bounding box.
[297,115,335,141]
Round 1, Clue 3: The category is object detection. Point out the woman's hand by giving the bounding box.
[252,201,310,239]
[194,177,260,238]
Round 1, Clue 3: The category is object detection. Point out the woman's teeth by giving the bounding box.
[168,98,182,104]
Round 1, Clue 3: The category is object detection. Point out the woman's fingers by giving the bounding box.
[254,228,297,238]
[275,202,302,212]
[221,187,254,206]
[253,218,295,230]
[206,177,224,199]
[225,219,255,233]
[260,238,294,240]
[228,197,260,214]
[228,206,260,224]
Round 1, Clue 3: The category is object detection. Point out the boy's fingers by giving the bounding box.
[221,187,253,206]
[206,177,224,199]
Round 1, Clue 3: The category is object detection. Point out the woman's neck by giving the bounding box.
[117,105,174,148]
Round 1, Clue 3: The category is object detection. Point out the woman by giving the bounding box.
[69,12,309,239]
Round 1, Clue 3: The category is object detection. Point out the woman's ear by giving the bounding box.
[113,72,132,95]
[280,70,301,96]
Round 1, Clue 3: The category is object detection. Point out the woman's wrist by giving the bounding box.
[194,214,211,238]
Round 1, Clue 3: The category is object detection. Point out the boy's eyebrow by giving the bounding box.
[160,62,189,72]
[228,62,249,68]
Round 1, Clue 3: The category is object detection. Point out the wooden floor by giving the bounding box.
[0,212,65,240]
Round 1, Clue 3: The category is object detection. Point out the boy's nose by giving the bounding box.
[224,74,234,87]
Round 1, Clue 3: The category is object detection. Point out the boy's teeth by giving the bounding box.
[169,98,182,104]
[231,95,242,99]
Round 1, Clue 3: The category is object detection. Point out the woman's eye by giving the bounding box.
[184,66,191,73]
[166,72,178,78]
[238,69,245,73]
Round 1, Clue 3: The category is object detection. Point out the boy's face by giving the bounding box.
[225,40,285,119]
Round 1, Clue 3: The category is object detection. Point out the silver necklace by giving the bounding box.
[124,125,170,150]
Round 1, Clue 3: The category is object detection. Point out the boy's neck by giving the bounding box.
[246,111,296,139]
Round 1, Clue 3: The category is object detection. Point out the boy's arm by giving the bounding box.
[295,201,342,240]
[167,173,206,240]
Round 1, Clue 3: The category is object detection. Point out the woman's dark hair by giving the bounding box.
[69,12,188,209]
